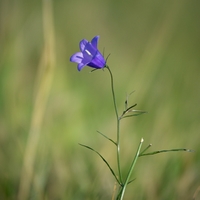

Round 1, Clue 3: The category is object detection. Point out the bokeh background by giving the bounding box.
[0,0,200,199]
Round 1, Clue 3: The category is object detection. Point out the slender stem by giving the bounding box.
[105,66,119,119]
[119,138,144,200]
[105,65,123,183]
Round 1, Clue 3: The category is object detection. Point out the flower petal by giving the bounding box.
[77,63,86,71]
[91,36,99,49]
[87,51,106,69]
[70,52,83,63]
[83,43,96,59]
[79,39,88,51]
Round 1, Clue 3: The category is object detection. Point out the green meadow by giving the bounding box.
[0,0,200,199]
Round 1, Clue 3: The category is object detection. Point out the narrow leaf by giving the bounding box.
[79,143,121,185]
[139,148,193,157]
[97,131,117,146]
[140,144,152,154]
[121,111,147,119]
[124,91,135,110]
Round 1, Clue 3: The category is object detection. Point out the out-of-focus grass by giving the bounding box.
[0,0,200,199]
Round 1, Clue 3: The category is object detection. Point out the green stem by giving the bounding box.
[119,138,144,200]
[105,65,123,183]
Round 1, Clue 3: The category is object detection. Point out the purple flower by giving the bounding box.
[70,36,106,71]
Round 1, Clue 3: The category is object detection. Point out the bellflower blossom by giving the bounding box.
[70,36,106,71]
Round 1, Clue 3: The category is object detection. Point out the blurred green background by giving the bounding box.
[0,0,200,199]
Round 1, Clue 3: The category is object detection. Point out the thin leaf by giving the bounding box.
[122,104,137,116]
[121,111,147,119]
[79,143,121,185]
[90,68,98,73]
[97,131,117,146]
[139,148,193,157]
[124,91,135,110]
[127,178,136,184]
[126,104,137,112]
[140,144,152,155]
